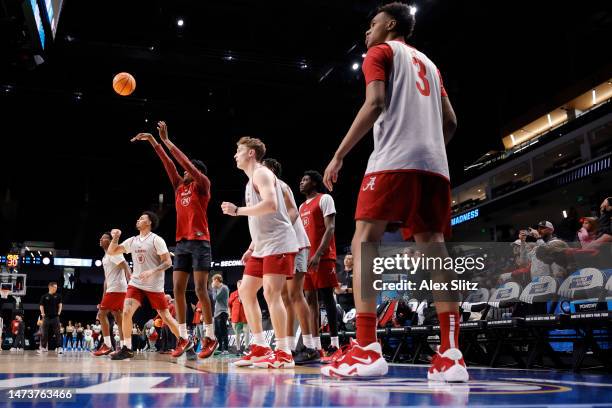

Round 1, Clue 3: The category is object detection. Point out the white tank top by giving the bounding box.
[102,253,128,293]
[279,179,310,249]
[366,40,449,180]
[245,169,299,257]
[120,233,169,292]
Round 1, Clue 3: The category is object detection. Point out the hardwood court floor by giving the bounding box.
[0,350,611,407]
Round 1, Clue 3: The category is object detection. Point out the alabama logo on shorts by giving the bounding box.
[362,176,377,191]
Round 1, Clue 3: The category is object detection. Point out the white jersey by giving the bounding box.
[120,232,169,292]
[366,40,449,180]
[245,169,299,257]
[102,253,128,293]
[279,179,310,249]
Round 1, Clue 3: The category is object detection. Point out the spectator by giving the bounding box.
[191,301,204,349]
[577,217,598,247]
[132,324,141,352]
[11,315,25,351]
[499,239,532,286]
[335,254,355,312]
[75,323,84,350]
[587,197,612,248]
[84,325,94,351]
[519,221,567,279]
[65,321,75,349]
[158,294,177,353]
[92,320,101,349]
[211,274,229,355]
[228,280,249,354]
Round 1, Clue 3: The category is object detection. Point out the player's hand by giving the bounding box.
[323,156,343,191]
[241,248,253,264]
[307,252,322,271]
[140,269,154,280]
[157,121,169,141]
[110,229,122,240]
[131,133,155,143]
[221,202,238,216]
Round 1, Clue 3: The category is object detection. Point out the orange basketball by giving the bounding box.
[112,72,136,96]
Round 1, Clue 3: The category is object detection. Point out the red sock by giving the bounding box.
[438,311,460,353]
[356,313,377,347]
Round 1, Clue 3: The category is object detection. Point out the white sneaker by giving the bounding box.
[427,348,469,383]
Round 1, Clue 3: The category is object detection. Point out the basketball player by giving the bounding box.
[106,211,193,360]
[132,121,217,358]
[299,170,341,357]
[321,3,466,381]
[262,158,319,364]
[93,232,131,356]
[221,137,298,368]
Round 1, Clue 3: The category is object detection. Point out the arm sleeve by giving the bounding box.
[319,194,337,217]
[169,145,211,196]
[362,44,393,85]
[153,144,182,189]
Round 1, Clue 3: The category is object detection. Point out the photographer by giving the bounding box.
[519,221,567,279]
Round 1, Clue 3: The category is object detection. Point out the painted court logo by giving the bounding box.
[288,378,570,395]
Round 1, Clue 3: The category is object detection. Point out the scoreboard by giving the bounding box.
[0,254,20,268]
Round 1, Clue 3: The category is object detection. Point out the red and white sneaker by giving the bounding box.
[171,337,194,358]
[321,341,355,364]
[253,350,295,369]
[427,348,469,382]
[321,341,388,377]
[198,337,219,359]
[232,344,273,367]
[93,344,112,356]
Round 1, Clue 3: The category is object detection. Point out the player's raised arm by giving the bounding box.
[131,131,182,189]
[106,229,127,255]
[158,121,211,195]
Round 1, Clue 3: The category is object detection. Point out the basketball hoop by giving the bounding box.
[0,289,9,299]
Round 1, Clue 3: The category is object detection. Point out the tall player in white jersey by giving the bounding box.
[221,137,298,368]
[263,158,320,365]
[107,211,192,360]
[93,232,131,356]
[323,3,466,381]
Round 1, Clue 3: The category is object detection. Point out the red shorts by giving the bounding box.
[244,253,296,278]
[355,171,451,240]
[126,285,168,310]
[99,292,126,311]
[303,259,339,291]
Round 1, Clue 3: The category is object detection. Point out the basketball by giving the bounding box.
[112,72,136,96]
